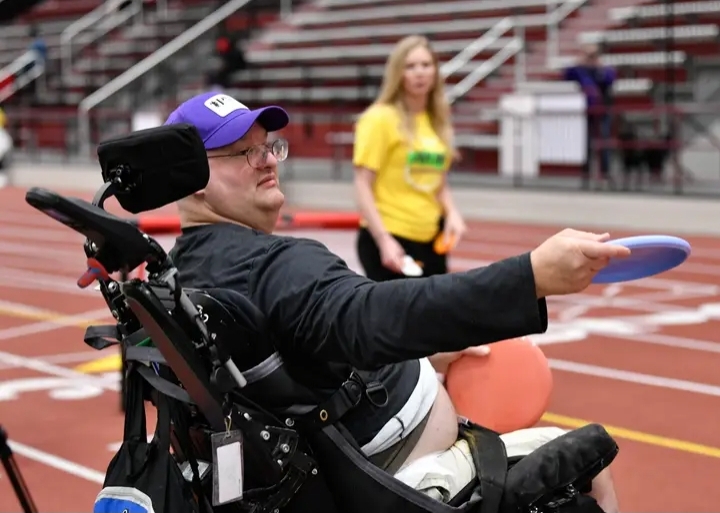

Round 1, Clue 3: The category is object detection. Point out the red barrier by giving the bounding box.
[276,211,360,230]
[133,211,360,235]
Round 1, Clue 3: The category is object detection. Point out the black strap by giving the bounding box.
[136,364,194,405]
[122,362,148,443]
[464,424,508,513]
[125,328,149,346]
[83,324,120,350]
[84,325,148,350]
[167,397,213,513]
[299,371,388,430]
[125,346,166,365]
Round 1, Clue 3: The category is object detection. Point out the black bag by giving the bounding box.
[93,363,202,513]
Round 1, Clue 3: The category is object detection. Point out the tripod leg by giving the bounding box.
[0,427,38,513]
[120,267,130,413]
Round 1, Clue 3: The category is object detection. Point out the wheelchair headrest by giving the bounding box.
[97,123,210,214]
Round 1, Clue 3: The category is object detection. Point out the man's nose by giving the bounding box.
[264,150,278,168]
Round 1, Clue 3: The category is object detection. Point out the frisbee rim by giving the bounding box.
[592,234,691,284]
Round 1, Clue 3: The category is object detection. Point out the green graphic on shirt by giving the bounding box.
[407,150,446,170]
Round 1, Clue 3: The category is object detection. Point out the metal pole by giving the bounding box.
[547,0,558,68]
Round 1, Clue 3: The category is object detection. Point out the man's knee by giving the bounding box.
[500,426,568,459]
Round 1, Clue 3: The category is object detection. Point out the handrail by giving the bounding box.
[546,0,588,67]
[60,0,130,78]
[0,50,38,80]
[444,0,589,105]
[0,50,45,103]
[440,17,513,79]
[77,0,255,155]
[447,38,523,104]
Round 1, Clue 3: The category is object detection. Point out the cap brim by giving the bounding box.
[204,106,290,150]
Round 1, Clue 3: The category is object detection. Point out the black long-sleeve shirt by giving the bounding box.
[169,222,548,370]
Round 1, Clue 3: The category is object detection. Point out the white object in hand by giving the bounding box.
[401,255,423,277]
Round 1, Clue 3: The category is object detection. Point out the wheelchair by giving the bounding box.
[24,124,619,513]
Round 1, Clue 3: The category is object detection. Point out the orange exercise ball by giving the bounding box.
[445,337,553,434]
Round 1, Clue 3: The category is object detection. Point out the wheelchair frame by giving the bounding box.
[25,171,322,512]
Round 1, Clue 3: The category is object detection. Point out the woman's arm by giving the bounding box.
[354,167,390,244]
[437,175,460,218]
[354,167,405,273]
[436,175,466,246]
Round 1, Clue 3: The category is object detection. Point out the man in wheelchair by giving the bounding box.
[25,91,627,513]
[162,92,623,512]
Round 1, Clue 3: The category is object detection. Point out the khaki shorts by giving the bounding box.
[392,426,568,503]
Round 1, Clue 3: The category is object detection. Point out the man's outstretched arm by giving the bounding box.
[250,238,547,369]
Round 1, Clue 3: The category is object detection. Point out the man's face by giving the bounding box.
[203,122,285,226]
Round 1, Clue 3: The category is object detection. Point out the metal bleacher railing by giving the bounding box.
[441,17,523,105]
[60,0,168,81]
[0,49,46,104]
[76,0,255,155]
[441,0,589,105]
[75,0,589,155]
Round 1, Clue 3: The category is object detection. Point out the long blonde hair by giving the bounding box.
[373,35,454,152]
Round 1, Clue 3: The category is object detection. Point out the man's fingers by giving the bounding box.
[562,229,611,242]
[589,256,611,272]
[463,345,491,357]
[580,241,632,260]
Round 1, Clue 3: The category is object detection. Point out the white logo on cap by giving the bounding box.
[204,94,248,117]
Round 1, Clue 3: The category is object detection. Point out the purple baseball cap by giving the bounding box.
[164,91,289,150]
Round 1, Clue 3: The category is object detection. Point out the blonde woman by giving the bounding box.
[353,35,466,282]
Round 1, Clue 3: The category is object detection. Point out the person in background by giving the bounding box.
[564,43,616,190]
[617,116,643,191]
[353,35,466,283]
[208,24,248,89]
[0,106,11,187]
[28,25,47,64]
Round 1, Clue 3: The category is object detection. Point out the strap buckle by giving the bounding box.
[301,370,389,429]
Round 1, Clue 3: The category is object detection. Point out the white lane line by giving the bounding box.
[549,358,720,397]
[0,350,111,371]
[0,350,120,392]
[0,308,111,342]
[7,439,106,484]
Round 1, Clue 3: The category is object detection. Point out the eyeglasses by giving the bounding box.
[208,138,289,169]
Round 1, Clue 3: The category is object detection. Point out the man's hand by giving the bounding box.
[429,345,491,375]
[530,229,631,298]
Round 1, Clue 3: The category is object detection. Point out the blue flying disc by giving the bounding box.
[592,235,691,284]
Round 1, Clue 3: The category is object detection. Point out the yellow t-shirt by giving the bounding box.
[353,104,451,243]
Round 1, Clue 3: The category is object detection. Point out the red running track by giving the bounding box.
[1,186,720,512]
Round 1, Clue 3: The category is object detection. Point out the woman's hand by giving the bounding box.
[442,209,467,250]
[429,345,491,375]
[378,234,406,274]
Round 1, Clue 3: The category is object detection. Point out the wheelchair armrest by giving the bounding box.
[25,187,166,275]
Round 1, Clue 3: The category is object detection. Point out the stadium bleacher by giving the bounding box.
[0,0,719,174]
[0,0,289,152]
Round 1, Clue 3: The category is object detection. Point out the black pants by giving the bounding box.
[356,227,447,282]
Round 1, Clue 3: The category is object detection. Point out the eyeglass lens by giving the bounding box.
[248,138,289,167]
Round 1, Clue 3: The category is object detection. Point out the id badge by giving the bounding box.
[211,428,244,506]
